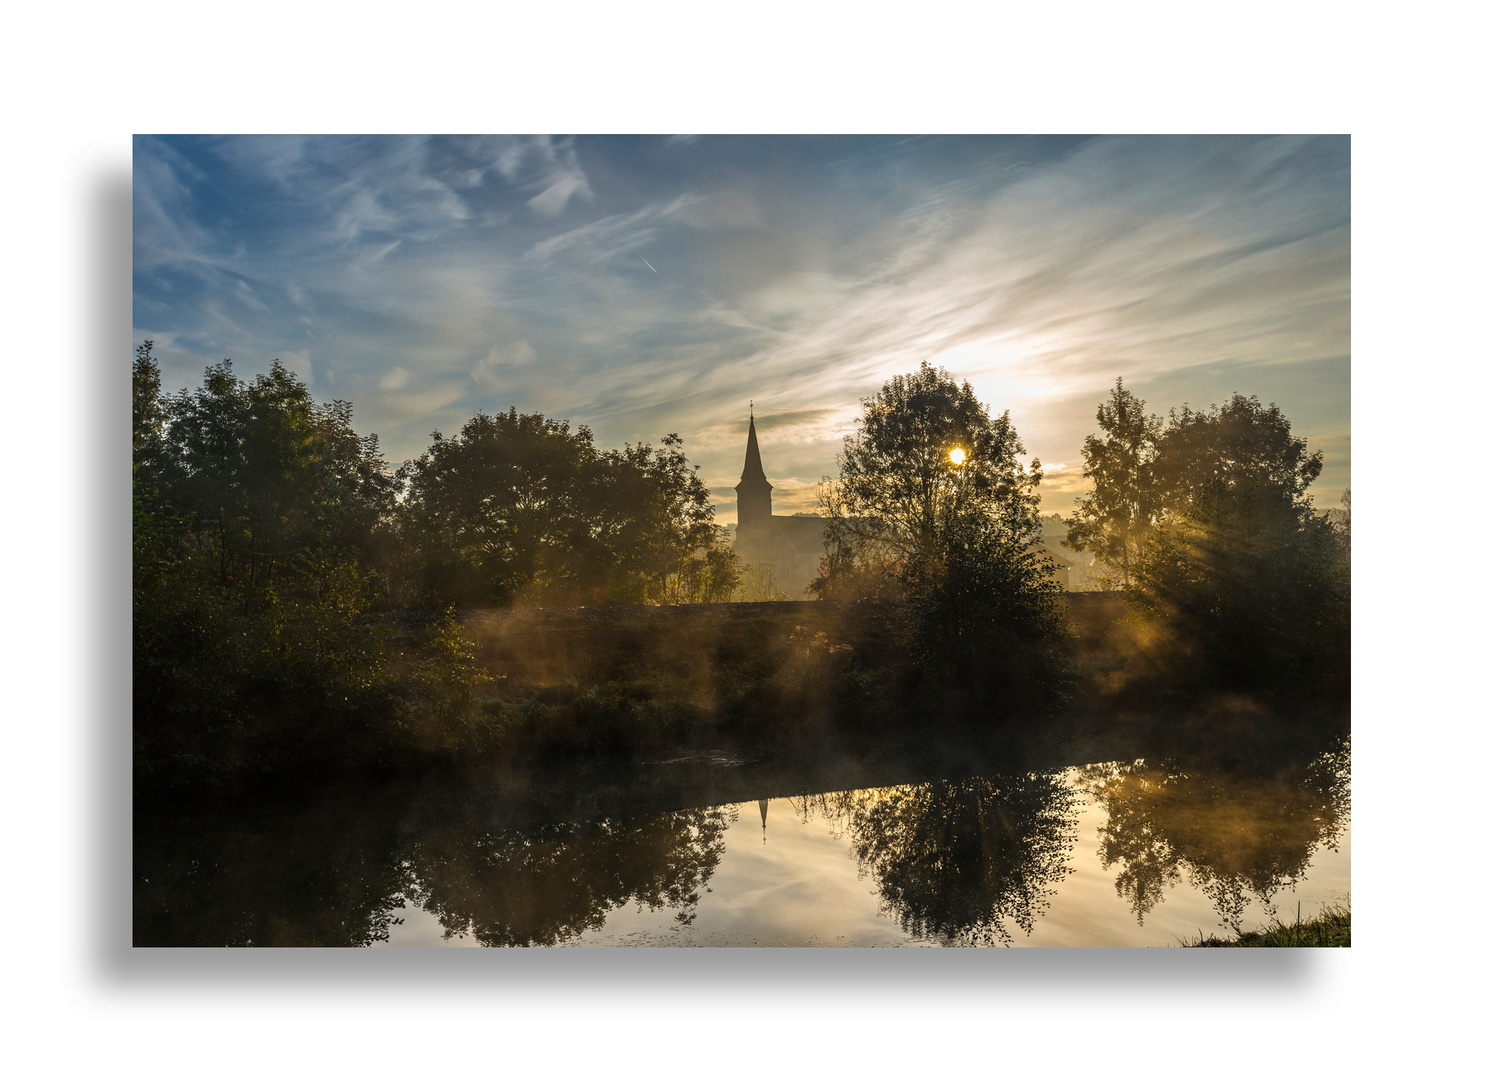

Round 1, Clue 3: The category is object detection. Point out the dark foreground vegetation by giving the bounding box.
[134,348,1348,798]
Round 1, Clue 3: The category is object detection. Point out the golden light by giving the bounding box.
[949,447,966,466]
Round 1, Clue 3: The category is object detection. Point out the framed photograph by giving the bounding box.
[133,135,1350,948]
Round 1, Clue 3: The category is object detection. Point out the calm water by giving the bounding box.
[135,729,1350,947]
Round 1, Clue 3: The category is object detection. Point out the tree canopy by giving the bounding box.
[813,361,1043,599]
[396,410,735,607]
[812,362,1065,713]
[1067,382,1348,690]
[1065,378,1163,588]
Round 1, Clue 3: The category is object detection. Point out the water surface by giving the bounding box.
[136,730,1349,947]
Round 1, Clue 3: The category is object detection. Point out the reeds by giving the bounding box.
[1181,897,1350,947]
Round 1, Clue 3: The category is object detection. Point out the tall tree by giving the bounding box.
[162,360,392,592]
[132,340,169,493]
[1131,393,1346,688]
[814,361,1043,598]
[814,362,1063,711]
[397,408,601,606]
[1065,378,1163,588]
[398,412,731,606]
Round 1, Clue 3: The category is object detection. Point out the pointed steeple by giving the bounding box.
[740,413,769,484]
[735,408,773,532]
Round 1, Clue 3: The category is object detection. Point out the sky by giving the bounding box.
[133,134,1350,522]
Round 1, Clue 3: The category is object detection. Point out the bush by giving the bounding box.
[906,524,1068,718]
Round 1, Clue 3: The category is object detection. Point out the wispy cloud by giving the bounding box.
[134,135,1349,521]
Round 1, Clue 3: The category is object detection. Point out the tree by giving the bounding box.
[1064,378,1163,588]
[157,359,393,594]
[398,410,733,607]
[133,341,170,495]
[813,362,1064,712]
[590,434,731,605]
[397,409,602,606]
[812,361,1043,599]
[1129,393,1347,689]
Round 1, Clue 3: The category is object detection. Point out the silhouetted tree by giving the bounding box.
[813,361,1043,597]
[157,359,393,593]
[812,362,1063,710]
[398,412,732,606]
[1065,378,1163,588]
[397,409,600,605]
[132,352,486,791]
[1134,393,1348,688]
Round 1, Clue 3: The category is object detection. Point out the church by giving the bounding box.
[731,412,828,600]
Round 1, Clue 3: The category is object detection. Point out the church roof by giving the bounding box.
[738,414,770,487]
[773,516,827,550]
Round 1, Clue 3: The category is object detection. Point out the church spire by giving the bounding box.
[740,413,768,484]
[735,409,773,532]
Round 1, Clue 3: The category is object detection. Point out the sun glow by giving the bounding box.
[949,447,966,466]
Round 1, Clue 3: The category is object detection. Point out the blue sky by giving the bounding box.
[133,134,1350,520]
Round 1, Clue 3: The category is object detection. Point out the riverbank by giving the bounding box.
[1182,900,1351,947]
[135,592,1347,799]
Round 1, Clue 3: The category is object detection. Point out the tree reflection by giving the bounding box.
[1080,736,1350,931]
[796,773,1079,945]
[402,807,731,946]
[134,795,414,947]
[136,788,733,947]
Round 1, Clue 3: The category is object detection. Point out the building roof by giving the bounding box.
[738,414,771,489]
[773,515,827,551]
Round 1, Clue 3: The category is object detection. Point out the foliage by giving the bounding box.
[397,411,733,607]
[140,347,393,598]
[132,348,496,790]
[906,518,1068,714]
[812,361,1042,600]
[1065,378,1163,587]
[1132,393,1348,689]
[1183,899,1350,947]
[1065,383,1349,691]
[396,409,600,606]
[811,362,1063,711]
[133,343,743,791]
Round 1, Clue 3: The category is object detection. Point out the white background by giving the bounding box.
[2,1,1473,1075]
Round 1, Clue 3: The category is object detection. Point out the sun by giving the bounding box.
[949,447,966,466]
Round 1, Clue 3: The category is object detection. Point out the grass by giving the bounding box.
[1181,898,1350,947]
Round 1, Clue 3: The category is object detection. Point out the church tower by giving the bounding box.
[734,410,773,535]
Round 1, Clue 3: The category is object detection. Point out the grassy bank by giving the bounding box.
[1182,900,1351,947]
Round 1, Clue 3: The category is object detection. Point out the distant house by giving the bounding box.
[731,413,827,599]
[1030,543,1074,591]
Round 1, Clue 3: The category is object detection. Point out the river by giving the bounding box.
[134,721,1349,947]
